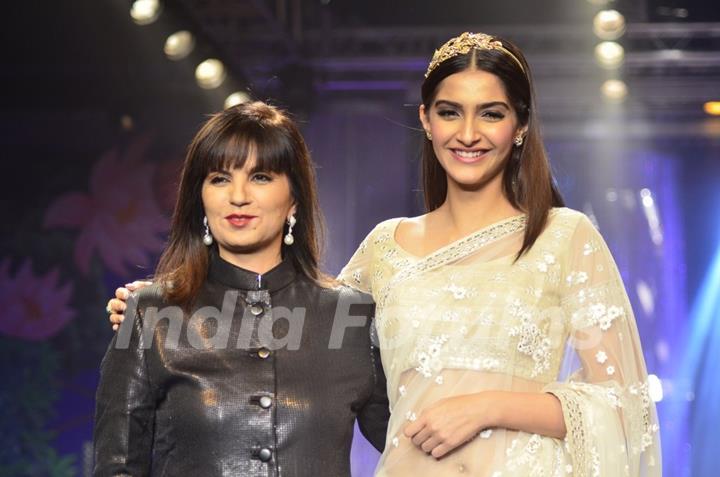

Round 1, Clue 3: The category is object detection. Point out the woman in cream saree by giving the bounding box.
[339,209,660,476]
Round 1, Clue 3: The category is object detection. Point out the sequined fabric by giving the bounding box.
[338,208,661,477]
[93,253,389,476]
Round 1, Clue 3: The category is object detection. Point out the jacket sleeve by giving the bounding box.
[543,215,661,477]
[356,339,390,452]
[93,298,156,477]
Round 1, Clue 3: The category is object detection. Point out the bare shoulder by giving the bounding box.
[394,212,446,256]
[394,213,431,244]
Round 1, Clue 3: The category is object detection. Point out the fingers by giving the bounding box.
[107,298,126,326]
[410,427,432,447]
[115,287,130,300]
[108,298,126,314]
[405,418,476,460]
[403,417,425,438]
[109,313,124,325]
[429,424,477,459]
[430,443,453,459]
[420,435,442,454]
[125,280,152,291]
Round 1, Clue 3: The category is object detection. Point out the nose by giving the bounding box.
[229,177,251,207]
[457,116,480,146]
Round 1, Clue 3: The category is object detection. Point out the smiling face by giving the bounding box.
[201,148,296,262]
[420,69,526,192]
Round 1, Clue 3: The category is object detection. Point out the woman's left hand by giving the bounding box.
[403,391,500,459]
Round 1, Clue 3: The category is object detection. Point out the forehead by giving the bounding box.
[434,69,508,104]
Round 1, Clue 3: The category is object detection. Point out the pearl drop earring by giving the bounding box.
[202,216,213,246]
[284,215,297,245]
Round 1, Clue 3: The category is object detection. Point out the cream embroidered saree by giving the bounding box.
[338,208,661,477]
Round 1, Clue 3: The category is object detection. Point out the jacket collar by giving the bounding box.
[207,249,297,292]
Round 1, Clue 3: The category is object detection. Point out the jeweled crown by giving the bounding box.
[425,32,525,78]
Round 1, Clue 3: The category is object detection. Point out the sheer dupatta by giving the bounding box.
[338,210,660,477]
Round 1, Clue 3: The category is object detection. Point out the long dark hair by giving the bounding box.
[155,101,327,306]
[421,35,564,258]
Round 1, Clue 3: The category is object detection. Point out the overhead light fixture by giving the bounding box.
[130,0,162,25]
[225,92,251,109]
[164,31,195,60]
[703,101,720,116]
[593,10,626,40]
[195,59,226,89]
[601,79,627,102]
[595,41,624,69]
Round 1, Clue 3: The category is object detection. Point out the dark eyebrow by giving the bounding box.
[434,99,510,110]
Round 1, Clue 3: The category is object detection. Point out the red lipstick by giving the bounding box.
[225,214,257,227]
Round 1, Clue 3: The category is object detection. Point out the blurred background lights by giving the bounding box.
[593,10,626,40]
[648,374,664,402]
[704,101,720,116]
[130,0,162,25]
[224,92,251,109]
[595,41,625,69]
[601,79,628,102]
[640,188,663,246]
[654,340,670,363]
[120,115,134,131]
[636,280,655,316]
[195,59,226,89]
[605,188,618,202]
[164,31,195,61]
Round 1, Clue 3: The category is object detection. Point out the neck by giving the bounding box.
[438,174,521,235]
[217,245,283,275]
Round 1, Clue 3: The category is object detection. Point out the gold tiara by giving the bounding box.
[425,32,525,78]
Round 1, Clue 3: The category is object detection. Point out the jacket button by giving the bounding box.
[259,396,273,409]
[257,348,271,359]
[259,447,272,462]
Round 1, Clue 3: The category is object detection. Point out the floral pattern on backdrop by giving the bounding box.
[0,258,75,341]
[43,135,168,276]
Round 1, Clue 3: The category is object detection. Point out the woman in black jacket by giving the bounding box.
[94,101,389,477]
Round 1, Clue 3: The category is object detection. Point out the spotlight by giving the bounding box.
[704,101,720,116]
[593,10,626,40]
[195,59,226,89]
[164,31,195,61]
[601,79,627,102]
[225,92,251,109]
[130,0,162,25]
[595,42,624,69]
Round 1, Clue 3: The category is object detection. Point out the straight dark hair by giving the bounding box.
[421,36,564,258]
[155,101,327,306]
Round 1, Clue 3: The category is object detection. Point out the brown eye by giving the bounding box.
[251,173,273,184]
[208,173,230,184]
[482,110,505,120]
[437,109,459,118]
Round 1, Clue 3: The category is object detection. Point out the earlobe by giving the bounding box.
[419,105,431,139]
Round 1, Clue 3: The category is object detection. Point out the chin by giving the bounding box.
[443,162,507,190]
[219,236,279,255]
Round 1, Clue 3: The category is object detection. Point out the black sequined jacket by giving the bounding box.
[93,253,389,477]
